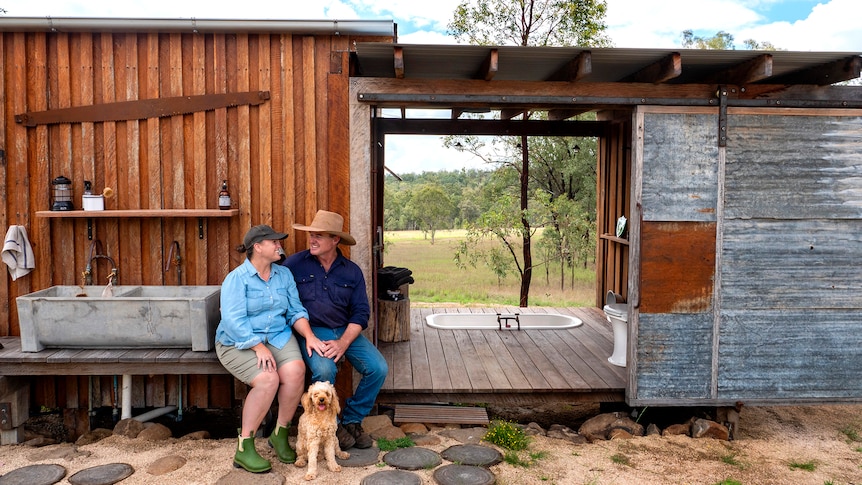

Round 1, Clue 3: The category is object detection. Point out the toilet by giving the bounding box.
[603,291,629,367]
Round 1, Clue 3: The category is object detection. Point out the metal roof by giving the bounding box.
[355,43,862,85]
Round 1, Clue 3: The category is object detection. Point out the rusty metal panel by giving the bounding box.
[641,111,719,222]
[635,313,714,400]
[725,113,862,220]
[718,309,862,399]
[639,221,715,314]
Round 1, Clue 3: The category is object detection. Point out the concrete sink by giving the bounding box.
[16,285,221,352]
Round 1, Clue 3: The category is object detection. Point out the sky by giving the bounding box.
[3,0,860,174]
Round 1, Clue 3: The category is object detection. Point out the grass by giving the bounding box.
[376,436,415,451]
[788,460,817,471]
[840,424,861,442]
[384,230,595,306]
[712,480,743,485]
[502,450,549,468]
[721,453,745,469]
[610,453,631,466]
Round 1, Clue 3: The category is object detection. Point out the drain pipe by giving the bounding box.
[121,374,132,419]
[133,405,178,422]
[120,374,182,422]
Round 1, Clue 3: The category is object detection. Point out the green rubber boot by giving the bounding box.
[268,423,297,463]
[233,431,271,473]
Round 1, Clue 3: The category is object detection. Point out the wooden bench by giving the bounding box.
[0,336,228,444]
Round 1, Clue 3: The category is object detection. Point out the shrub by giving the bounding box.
[483,420,530,451]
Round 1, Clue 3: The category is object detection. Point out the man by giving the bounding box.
[285,210,388,450]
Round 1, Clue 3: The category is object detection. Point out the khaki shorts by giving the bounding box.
[216,337,303,385]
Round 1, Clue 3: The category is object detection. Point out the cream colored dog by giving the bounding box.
[294,381,350,480]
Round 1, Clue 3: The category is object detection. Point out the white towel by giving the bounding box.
[2,225,36,281]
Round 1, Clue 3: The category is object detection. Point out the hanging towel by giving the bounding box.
[2,225,36,281]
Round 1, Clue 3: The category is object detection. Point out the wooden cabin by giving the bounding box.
[1,17,862,440]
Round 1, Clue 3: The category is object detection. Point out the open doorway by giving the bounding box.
[372,109,604,309]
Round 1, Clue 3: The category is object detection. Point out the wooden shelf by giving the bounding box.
[600,233,629,245]
[36,209,238,218]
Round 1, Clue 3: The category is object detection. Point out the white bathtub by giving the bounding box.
[425,312,582,330]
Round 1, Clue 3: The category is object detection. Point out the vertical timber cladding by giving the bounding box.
[633,107,718,402]
[719,108,862,402]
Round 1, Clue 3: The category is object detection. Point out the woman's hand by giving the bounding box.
[253,345,276,372]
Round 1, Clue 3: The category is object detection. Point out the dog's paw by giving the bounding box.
[294,457,307,467]
[303,471,317,480]
[327,463,342,473]
[336,450,350,459]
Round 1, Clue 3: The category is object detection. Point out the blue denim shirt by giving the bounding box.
[283,249,370,330]
[216,258,309,350]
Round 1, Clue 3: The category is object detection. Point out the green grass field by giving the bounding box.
[382,230,595,307]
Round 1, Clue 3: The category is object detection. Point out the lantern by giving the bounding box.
[51,176,74,211]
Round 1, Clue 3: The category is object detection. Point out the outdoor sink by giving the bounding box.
[16,285,221,352]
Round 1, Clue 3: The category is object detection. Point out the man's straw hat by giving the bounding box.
[292,210,356,246]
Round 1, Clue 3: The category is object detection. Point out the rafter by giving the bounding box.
[393,46,404,79]
[765,55,861,85]
[620,53,681,84]
[546,51,592,82]
[701,54,773,84]
[475,49,498,81]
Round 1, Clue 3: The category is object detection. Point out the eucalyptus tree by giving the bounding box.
[446,0,608,306]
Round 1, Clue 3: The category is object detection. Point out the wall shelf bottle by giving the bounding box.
[36,209,239,239]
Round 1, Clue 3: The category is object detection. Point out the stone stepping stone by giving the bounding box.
[383,447,442,470]
[433,464,496,485]
[440,444,502,467]
[0,464,66,485]
[360,469,422,485]
[337,446,380,467]
[67,463,134,485]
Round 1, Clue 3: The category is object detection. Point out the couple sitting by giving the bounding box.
[215,210,388,472]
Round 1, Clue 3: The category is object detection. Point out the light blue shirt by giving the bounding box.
[216,258,308,350]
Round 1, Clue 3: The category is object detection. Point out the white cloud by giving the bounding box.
[737,0,862,51]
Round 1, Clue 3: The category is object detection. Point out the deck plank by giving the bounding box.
[495,330,552,390]
[467,329,513,391]
[479,325,533,390]
[409,307,432,391]
[437,328,473,392]
[451,326,492,391]
[422,322,453,393]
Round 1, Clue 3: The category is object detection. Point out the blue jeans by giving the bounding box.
[296,326,388,425]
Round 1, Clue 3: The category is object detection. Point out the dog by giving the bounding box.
[294,381,350,480]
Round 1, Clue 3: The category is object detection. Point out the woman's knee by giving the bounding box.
[252,371,280,393]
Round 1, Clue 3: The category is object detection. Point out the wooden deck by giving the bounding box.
[377,306,627,406]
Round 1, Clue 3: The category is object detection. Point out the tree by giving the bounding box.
[682,30,781,51]
[406,183,455,244]
[449,0,611,47]
[447,0,609,306]
[681,30,735,49]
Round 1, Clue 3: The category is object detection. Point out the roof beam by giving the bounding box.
[375,118,609,137]
[393,46,404,79]
[547,108,593,121]
[546,51,592,82]
[475,48,498,81]
[701,54,773,84]
[765,55,861,85]
[500,108,527,120]
[621,52,681,83]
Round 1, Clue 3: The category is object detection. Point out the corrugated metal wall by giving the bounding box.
[630,106,862,405]
[0,30,386,412]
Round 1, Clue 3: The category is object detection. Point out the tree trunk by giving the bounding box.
[519,132,532,307]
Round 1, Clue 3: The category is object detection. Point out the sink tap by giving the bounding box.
[165,240,182,285]
[84,239,118,285]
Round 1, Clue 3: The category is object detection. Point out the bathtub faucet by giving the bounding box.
[496,312,521,331]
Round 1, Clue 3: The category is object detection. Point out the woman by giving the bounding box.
[215,224,308,473]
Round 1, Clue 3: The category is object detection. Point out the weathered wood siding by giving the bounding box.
[718,109,862,401]
[0,29,389,411]
[631,106,862,405]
